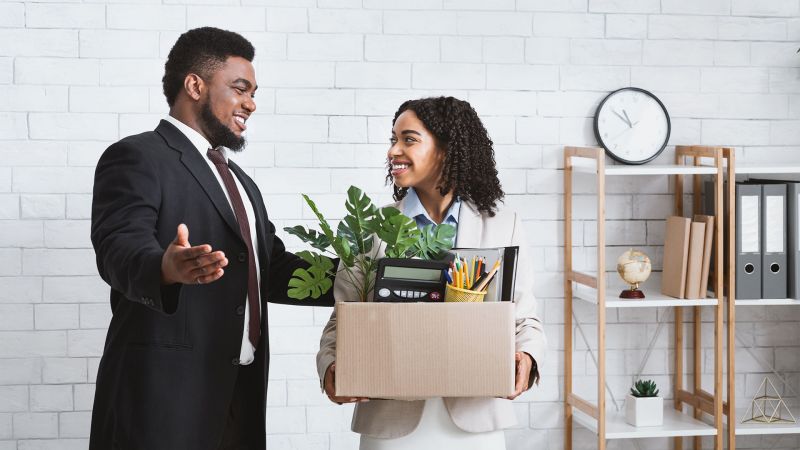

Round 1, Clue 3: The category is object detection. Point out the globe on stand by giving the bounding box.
[616,249,652,299]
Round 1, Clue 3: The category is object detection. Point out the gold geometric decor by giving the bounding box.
[740,377,797,425]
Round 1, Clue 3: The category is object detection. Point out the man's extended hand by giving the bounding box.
[161,224,228,285]
[506,351,533,400]
[324,363,368,405]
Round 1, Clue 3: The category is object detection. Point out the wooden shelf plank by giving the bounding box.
[573,407,718,439]
[735,165,800,175]
[731,409,800,436]
[735,298,800,306]
[570,160,719,176]
[573,280,719,308]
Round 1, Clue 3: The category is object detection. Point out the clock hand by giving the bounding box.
[612,110,631,127]
[622,109,633,128]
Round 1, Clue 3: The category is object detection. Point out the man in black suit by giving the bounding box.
[89,27,333,450]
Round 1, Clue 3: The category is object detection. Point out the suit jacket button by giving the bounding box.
[236,305,245,315]
[231,358,240,366]
[238,253,246,263]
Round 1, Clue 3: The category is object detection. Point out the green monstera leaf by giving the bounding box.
[287,251,335,300]
[337,186,378,256]
[376,207,420,258]
[283,225,331,252]
[302,194,335,241]
[331,235,354,267]
[411,223,457,259]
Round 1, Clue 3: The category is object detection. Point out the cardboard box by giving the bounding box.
[335,301,515,399]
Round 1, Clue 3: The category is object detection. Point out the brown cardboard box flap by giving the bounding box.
[335,302,515,400]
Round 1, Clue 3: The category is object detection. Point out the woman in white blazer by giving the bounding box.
[317,96,546,450]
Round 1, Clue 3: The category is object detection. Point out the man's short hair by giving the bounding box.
[162,27,255,107]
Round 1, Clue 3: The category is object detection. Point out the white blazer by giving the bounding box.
[316,198,547,438]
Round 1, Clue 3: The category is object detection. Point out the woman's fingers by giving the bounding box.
[324,363,368,404]
[506,352,529,400]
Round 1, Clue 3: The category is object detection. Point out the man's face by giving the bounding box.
[198,56,257,152]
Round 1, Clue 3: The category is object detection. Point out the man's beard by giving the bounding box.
[199,100,246,152]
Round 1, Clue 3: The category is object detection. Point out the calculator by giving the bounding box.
[373,258,449,302]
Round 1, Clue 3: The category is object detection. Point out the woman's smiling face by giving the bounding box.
[387,110,444,191]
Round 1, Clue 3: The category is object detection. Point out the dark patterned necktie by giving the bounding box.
[206,148,260,347]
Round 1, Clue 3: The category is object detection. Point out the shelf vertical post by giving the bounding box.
[674,149,686,450]
[724,147,736,450]
[564,151,574,450]
[713,149,724,450]
[596,153,607,450]
[693,154,703,450]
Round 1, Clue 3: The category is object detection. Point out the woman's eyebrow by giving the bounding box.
[400,130,422,136]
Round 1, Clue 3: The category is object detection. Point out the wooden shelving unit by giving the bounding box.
[563,145,734,450]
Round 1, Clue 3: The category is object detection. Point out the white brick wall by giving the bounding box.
[2,1,799,449]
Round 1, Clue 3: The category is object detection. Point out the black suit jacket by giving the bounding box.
[89,120,333,450]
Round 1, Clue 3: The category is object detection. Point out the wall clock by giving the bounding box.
[594,87,671,165]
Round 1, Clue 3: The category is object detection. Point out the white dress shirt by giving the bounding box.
[164,115,261,365]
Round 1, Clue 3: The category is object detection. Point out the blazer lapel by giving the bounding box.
[228,160,270,265]
[455,200,483,248]
[155,120,241,239]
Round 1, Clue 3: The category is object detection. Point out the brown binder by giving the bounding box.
[661,216,691,298]
[684,221,707,299]
[693,214,715,299]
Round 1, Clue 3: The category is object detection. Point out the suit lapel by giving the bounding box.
[155,120,241,239]
[229,160,270,265]
[455,200,483,248]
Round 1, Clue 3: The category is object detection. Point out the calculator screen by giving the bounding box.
[382,266,441,281]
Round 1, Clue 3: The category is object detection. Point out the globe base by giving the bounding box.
[620,288,645,299]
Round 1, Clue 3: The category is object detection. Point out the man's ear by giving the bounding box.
[183,73,204,102]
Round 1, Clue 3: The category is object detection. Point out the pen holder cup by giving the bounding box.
[445,284,487,303]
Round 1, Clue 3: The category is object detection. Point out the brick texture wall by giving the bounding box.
[1,1,799,449]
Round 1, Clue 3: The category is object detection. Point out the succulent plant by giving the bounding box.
[630,379,659,398]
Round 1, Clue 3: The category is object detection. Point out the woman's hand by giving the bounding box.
[323,362,369,405]
[506,352,533,400]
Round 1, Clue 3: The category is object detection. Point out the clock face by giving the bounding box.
[594,87,671,165]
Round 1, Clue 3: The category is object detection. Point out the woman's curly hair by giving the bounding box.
[387,96,504,216]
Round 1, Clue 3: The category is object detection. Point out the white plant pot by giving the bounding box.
[625,394,663,427]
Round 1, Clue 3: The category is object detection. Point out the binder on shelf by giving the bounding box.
[685,221,706,299]
[693,214,715,299]
[761,183,787,299]
[787,182,800,299]
[736,183,762,300]
[661,216,691,299]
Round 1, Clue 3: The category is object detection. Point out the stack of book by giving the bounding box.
[661,215,715,299]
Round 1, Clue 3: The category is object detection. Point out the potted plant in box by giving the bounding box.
[283,185,455,302]
[625,379,663,427]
